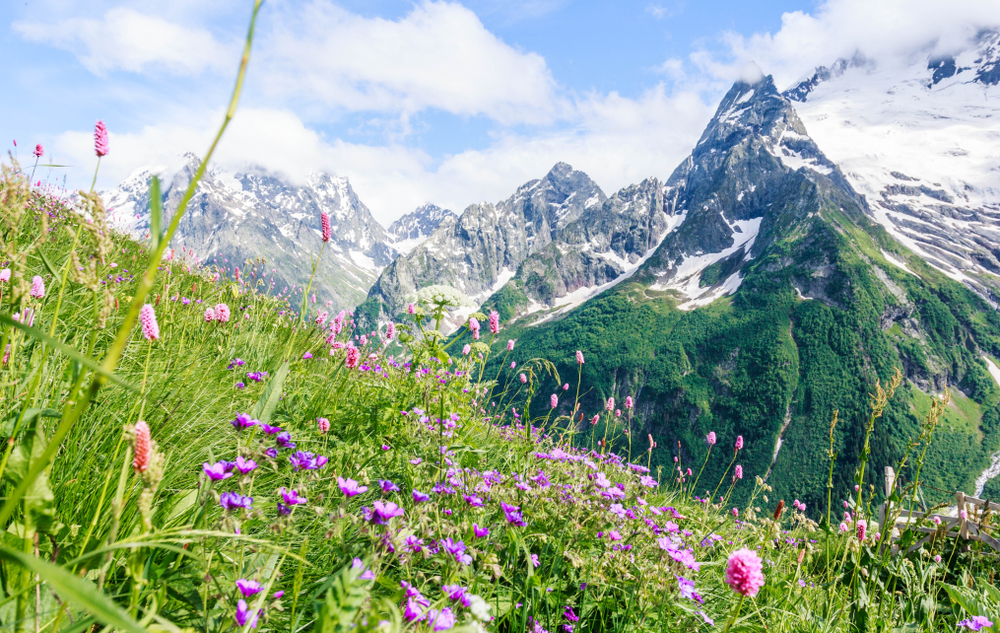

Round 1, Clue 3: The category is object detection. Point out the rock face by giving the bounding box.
[783,28,1000,303]
[387,203,456,247]
[103,155,397,310]
[360,162,609,324]
[635,74,869,309]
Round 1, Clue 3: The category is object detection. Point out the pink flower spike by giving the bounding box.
[215,303,231,323]
[94,120,109,157]
[30,275,45,298]
[33,144,43,158]
[132,421,151,473]
[576,350,584,364]
[735,435,744,451]
[139,304,159,341]
[204,307,216,322]
[0,269,10,283]
[321,211,331,242]
[488,310,500,334]
[507,339,515,351]
[724,548,764,597]
[550,394,558,409]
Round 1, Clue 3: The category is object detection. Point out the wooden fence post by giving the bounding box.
[957,491,968,540]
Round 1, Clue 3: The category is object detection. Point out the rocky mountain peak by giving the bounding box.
[102,158,398,311]
[387,203,456,246]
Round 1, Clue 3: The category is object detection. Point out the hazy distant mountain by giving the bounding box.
[103,157,451,310]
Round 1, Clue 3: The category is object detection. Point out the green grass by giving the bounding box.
[2,8,999,629]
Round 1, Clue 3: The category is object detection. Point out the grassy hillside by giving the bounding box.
[1,162,999,632]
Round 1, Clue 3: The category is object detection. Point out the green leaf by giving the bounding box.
[312,562,369,633]
[2,413,61,535]
[0,408,59,436]
[0,315,136,392]
[250,360,289,426]
[0,545,147,633]
[38,248,61,278]
[150,175,162,251]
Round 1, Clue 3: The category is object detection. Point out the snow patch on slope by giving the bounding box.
[649,217,763,310]
[790,52,1000,286]
[528,211,689,326]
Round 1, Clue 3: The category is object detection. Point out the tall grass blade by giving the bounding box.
[0,546,148,633]
[149,175,162,252]
[250,360,289,426]
[0,315,136,391]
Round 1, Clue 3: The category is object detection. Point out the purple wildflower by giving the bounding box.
[236,579,262,597]
[203,462,232,480]
[234,599,259,628]
[279,487,306,506]
[230,413,258,430]
[338,477,368,497]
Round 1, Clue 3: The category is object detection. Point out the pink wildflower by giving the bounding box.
[386,321,395,340]
[734,465,743,480]
[856,519,867,541]
[214,303,231,323]
[591,415,599,425]
[139,304,159,341]
[489,310,500,334]
[33,144,43,158]
[94,120,109,157]
[707,431,717,445]
[724,548,764,597]
[204,307,216,322]
[469,317,480,340]
[576,350,584,364]
[462,344,471,356]
[735,435,744,451]
[520,373,527,384]
[507,339,515,351]
[407,303,416,315]
[606,397,615,412]
[0,269,9,282]
[316,417,330,434]
[30,275,45,298]
[133,421,151,473]
[321,211,331,242]
[550,394,558,409]
[345,347,360,369]
[625,396,633,410]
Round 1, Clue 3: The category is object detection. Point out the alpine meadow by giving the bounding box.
[3,1,1000,633]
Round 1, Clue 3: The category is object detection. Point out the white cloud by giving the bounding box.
[694,0,1000,88]
[59,79,711,226]
[257,0,563,125]
[646,2,684,20]
[13,7,234,75]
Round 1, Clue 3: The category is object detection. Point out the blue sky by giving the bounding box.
[4,0,997,223]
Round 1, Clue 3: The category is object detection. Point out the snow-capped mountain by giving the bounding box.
[387,203,456,254]
[498,69,1000,507]
[103,155,397,310]
[361,162,608,324]
[784,29,1000,302]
